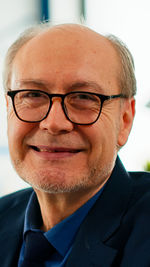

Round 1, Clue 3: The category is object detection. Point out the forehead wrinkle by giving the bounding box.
[69,81,106,94]
[13,79,106,94]
[12,79,54,91]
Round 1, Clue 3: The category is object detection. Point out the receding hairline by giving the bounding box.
[3,23,136,97]
[12,23,121,79]
[17,23,113,52]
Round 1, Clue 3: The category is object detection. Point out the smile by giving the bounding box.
[29,145,83,160]
[30,145,81,153]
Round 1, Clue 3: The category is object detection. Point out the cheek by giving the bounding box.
[84,115,119,159]
[80,123,104,158]
[7,111,33,154]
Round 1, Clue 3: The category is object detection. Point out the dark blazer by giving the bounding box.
[1,157,150,267]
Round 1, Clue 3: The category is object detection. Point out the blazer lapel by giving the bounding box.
[66,225,118,267]
[66,157,133,266]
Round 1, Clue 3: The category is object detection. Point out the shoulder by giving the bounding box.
[128,171,150,201]
[114,157,150,196]
[0,187,33,214]
[107,158,150,218]
[118,172,150,265]
[129,170,150,183]
[116,170,150,230]
[123,167,150,211]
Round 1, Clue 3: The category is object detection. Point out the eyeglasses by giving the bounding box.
[7,89,126,125]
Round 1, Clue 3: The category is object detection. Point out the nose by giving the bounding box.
[39,98,74,134]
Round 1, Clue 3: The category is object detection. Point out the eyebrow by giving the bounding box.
[69,81,105,93]
[14,79,52,90]
[13,79,105,94]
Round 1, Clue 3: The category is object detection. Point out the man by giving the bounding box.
[1,23,150,267]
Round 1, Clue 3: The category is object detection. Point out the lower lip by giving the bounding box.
[30,148,79,160]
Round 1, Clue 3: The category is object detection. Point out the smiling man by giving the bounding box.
[1,23,150,267]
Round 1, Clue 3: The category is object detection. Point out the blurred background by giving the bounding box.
[0,0,150,196]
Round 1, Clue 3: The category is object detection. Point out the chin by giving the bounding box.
[19,167,93,194]
[24,177,89,194]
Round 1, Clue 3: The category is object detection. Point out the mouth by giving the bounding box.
[30,145,81,154]
[28,144,85,160]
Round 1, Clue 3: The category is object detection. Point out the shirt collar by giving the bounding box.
[24,187,104,257]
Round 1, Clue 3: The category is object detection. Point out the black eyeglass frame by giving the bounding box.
[7,89,126,125]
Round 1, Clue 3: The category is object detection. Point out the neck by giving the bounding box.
[34,185,103,232]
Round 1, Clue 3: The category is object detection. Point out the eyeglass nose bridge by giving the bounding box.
[44,93,68,122]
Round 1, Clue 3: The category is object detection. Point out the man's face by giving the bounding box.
[6,26,134,195]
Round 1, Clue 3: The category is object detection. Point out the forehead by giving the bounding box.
[11,25,120,93]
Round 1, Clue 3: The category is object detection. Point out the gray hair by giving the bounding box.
[106,34,136,97]
[3,24,47,93]
[3,24,136,97]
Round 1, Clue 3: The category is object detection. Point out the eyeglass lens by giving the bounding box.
[14,90,101,124]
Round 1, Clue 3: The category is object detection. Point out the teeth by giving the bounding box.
[39,149,54,152]
[31,146,79,153]
[31,146,54,152]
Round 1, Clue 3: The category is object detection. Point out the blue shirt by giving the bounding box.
[18,188,104,267]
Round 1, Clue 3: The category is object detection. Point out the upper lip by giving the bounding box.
[30,145,82,153]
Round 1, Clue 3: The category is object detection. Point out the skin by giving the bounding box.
[6,24,135,231]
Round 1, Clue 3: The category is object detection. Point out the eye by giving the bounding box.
[70,92,100,103]
[76,93,93,100]
[65,92,100,112]
[21,91,43,98]
[17,90,48,101]
[15,91,49,107]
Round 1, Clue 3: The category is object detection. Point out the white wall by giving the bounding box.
[50,0,82,23]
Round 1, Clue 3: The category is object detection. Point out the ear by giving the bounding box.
[5,95,12,114]
[117,97,135,147]
[5,95,9,108]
